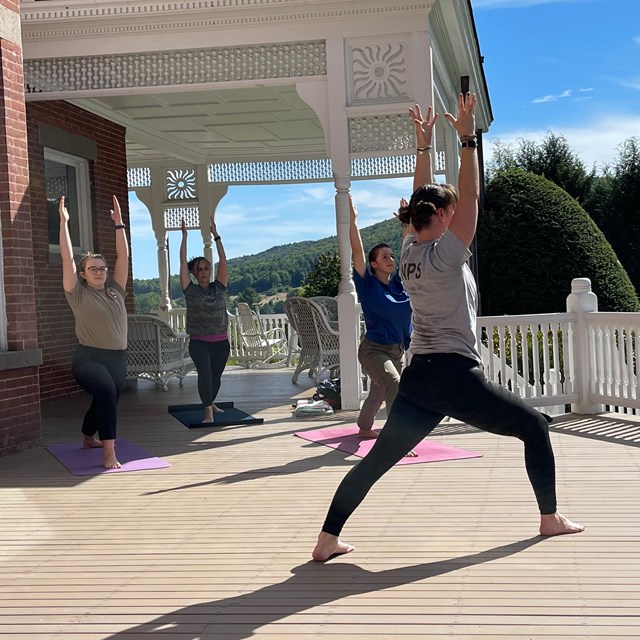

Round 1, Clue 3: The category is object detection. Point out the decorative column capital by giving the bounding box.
[334,175,351,193]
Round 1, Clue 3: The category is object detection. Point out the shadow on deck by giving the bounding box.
[0,367,639,639]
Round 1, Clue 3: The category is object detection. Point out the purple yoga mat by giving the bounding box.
[294,424,482,465]
[46,440,171,476]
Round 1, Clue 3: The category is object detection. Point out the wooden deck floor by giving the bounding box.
[1,367,639,639]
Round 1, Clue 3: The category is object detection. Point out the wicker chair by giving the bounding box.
[126,314,194,391]
[235,303,288,368]
[310,295,339,330]
[284,297,340,384]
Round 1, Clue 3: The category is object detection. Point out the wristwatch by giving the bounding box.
[461,138,477,149]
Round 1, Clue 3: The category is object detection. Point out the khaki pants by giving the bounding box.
[357,337,405,430]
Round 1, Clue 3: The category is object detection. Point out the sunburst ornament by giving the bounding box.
[352,43,407,102]
[166,168,197,200]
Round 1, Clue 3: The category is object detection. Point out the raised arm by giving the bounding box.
[58,196,78,294]
[179,218,191,291]
[348,195,367,278]
[397,198,411,239]
[410,104,438,192]
[110,195,129,289]
[210,214,228,288]
[444,92,479,249]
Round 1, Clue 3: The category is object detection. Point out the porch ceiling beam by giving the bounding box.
[69,98,207,165]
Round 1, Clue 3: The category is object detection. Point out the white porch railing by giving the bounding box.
[478,278,640,416]
[585,312,640,412]
[165,307,295,366]
[152,279,640,416]
[477,312,577,412]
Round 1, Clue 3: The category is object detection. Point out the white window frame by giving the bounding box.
[45,148,93,255]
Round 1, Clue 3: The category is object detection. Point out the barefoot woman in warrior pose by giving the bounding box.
[60,195,129,469]
[312,93,584,562]
[180,214,230,423]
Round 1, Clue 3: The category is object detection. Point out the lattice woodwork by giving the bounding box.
[209,159,333,184]
[24,41,326,93]
[348,114,413,153]
[128,168,151,188]
[164,206,200,230]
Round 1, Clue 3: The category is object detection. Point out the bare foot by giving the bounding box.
[202,406,214,423]
[102,439,121,470]
[358,428,378,439]
[539,512,585,536]
[312,532,355,562]
[103,452,122,470]
[212,404,225,414]
[83,435,103,449]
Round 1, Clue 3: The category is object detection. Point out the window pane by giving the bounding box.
[46,159,79,246]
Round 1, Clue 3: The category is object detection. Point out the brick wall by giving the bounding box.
[27,101,133,400]
[0,1,42,455]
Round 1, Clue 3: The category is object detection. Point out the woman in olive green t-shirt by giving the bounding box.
[60,195,129,470]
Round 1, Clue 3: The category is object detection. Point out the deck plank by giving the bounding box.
[0,367,639,639]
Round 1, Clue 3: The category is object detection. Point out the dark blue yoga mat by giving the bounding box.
[168,402,264,428]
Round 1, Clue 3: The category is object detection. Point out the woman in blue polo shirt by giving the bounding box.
[350,194,412,438]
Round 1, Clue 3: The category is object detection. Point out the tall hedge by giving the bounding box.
[478,169,640,314]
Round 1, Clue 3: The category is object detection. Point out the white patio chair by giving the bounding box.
[235,302,288,368]
[126,314,194,390]
[284,297,340,384]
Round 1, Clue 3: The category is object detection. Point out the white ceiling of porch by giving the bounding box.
[71,84,327,167]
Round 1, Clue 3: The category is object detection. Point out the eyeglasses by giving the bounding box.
[86,266,108,274]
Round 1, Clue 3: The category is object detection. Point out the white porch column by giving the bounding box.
[334,176,361,410]
[326,36,360,410]
[196,165,228,264]
[135,167,171,314]
[566,277,604,414]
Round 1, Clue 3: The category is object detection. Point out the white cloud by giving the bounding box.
[485,112,640,172]
[578,87,594,93]
[532,89,572,103]
[301,185,335,201]
[619,77,640,90]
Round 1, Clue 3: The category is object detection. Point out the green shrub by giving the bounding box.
[478,169,640,314]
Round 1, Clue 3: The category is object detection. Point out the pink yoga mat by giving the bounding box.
[294,424,482,465]
[46,440,171,476]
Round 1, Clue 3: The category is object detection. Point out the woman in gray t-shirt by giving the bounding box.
[312,94,584,563]
[180,215,230,424]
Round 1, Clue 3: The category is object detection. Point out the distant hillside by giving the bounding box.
[226,217,401,295]
[133,217,403,312]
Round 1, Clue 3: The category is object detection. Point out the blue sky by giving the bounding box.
[129,0,640,280]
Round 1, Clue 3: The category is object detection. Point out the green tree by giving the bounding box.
[583,138,640,292]
[487,133,595,203]
[236,286,261,307]
[478,169,640,314]
[302,252,341,297]
[134,292,162,314]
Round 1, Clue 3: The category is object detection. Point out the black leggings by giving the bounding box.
[188,339,230,406]
[72,345,128,441]
[322,353,557,536]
